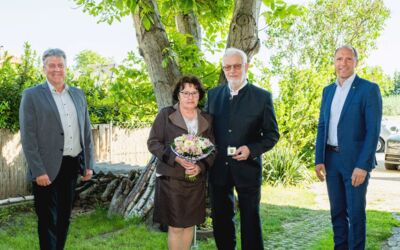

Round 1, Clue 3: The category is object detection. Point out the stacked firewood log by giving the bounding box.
[74,168,144,211]
[74,157,158,220]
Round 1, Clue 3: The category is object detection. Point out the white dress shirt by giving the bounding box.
[327,73,356,146]
[47,81,82,157]
[228,80,248,97]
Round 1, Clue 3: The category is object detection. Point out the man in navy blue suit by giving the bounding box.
[315,45,382,250]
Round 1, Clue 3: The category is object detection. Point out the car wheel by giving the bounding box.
[376,137,384,153]
[384,163,398,170]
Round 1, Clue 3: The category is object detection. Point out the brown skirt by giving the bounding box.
[153,175,206,228]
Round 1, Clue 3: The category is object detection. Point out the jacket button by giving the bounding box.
[60,149,63,152]
[228,129,232,133]
[225,162,228,165]
[60,133,64,136]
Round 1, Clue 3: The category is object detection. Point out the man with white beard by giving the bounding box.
[205,47,280,250]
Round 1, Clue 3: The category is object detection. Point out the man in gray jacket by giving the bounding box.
[19,48,94,250]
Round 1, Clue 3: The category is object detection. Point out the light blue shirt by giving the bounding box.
[327,73,356,146]
[47,81,82,157]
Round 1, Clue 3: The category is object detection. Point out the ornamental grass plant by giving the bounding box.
[262,147,312,186]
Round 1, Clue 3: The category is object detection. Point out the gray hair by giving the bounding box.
[223,47,248,65]
[334,45,358,61]
[42,48,67,65]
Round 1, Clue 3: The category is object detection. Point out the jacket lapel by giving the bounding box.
[197,110,209,135]
[68,87,83,130]
[325,84,336,123]
[41,82,63,128]
[169,104,188,132]
[169,104,210,135]
[338,75,360,125]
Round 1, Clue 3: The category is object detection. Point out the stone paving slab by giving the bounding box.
[382,213,400,250]
[264,211,331,250]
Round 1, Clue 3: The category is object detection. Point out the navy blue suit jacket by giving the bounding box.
[315,75,382,172]
[205,83,279,187]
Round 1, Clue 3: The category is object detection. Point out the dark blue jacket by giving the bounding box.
[315,75,382,171]
[205,83,279,187]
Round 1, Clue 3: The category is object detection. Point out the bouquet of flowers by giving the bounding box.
[171,134,215,182]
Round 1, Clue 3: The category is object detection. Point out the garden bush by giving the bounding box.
[262,147,312,186]
[383,95,400,116]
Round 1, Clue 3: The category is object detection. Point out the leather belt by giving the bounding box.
[326,144,340,152]
[63,155,79,160]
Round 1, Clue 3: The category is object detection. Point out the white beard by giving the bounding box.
[227,72,246,90]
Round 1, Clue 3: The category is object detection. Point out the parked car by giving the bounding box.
[376,118,397,153]
[377,121,392,152]
[384,134,400,170]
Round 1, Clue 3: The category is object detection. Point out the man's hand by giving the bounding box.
[232,146,250,161]
[351,167,367,187]
[82,169,93,181]
[36,174,51,186]
[315,164,326,182]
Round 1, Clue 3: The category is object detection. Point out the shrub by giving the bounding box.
[262,147,311,186]
[0,43,43,131]
[383,95,400,116]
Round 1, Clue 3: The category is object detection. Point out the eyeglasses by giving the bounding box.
[46,63,65,70]
[180,91,199,98]
[222,64,243,71]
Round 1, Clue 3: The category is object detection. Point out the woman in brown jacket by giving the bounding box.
[147,76,215,250]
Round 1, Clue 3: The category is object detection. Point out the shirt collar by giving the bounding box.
[335,73,356,89]
[228,79,248,97]
[47,80,69,93]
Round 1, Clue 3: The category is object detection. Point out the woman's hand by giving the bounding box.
[175,157,201,176]
[175,157,195,169]
[185,164,201,177]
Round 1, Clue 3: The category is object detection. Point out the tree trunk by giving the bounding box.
[132,0,181,109]
[175,10,202,49]
[219,0,262,84]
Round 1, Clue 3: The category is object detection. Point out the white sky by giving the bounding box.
[0,0,399,75]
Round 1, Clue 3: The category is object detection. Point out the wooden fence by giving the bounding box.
[0,130,28,200]
[0,125,151,199]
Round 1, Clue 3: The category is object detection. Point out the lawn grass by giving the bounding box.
[310,210,400,250]
[261,185,317,234]
[0,205,216,250]
[0,184,398,250]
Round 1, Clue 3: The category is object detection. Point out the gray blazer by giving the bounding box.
[19,82,94,182]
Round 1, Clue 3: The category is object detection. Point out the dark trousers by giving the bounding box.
[210,177,263,250]
[32,156,79,250]
[325,150,369,250]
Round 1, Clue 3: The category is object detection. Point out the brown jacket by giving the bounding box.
[147,104,215,180]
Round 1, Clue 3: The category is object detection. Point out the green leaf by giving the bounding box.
[142,15,152,30]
